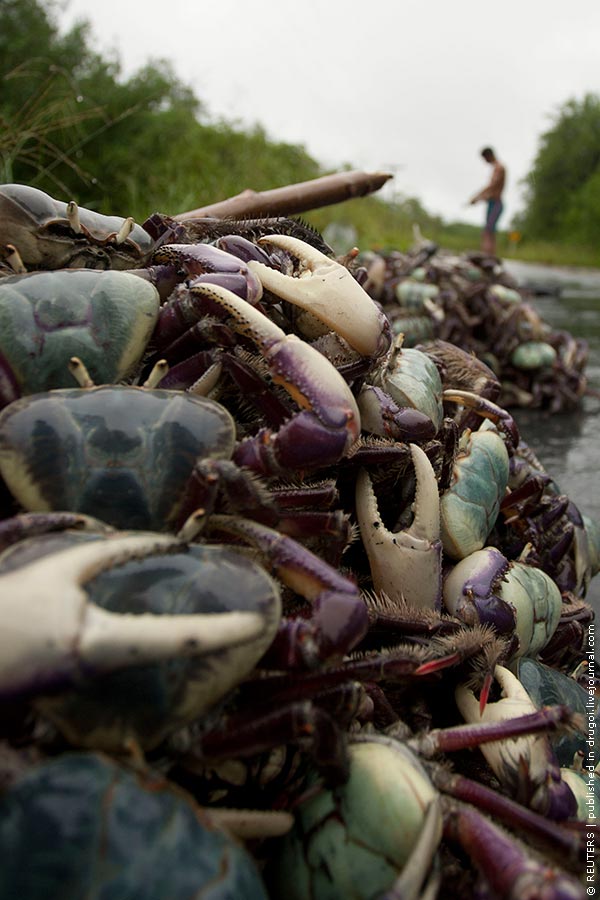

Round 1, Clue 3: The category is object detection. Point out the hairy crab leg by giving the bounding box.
[432,767,584,864]
[443,801,585,900]
[189,282,361,475]
[190,512,369,667]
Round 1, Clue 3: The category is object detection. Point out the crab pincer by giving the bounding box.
[247,233,392,361]
[189,282,361,476]
[356,443,443,610]
[152,241,264,303]
[0,533,268,700]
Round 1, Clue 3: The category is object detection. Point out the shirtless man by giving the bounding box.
[470,147,506,256]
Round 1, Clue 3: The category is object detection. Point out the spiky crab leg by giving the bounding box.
[193,513,368,667]
[442,388,520,448]
[432,767,584,864]
[355,443,442,610]
[189,282,361,475]
[0,534,267,699]
[248,233,392,360]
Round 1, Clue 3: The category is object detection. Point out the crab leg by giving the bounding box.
[248,233,392,360]
[153,242,263,305]
[455,666,578,820]
[0,534,267,699]
[443,802,585,900]
[199,514,368,667]
[190,282,361,475]
[356,444,442,610]
[443,388,520,448]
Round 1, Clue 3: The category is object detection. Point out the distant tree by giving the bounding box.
[0,0,322,219]
[518,94,600,244]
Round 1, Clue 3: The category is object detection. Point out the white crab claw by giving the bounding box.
[115,216,135,245]
[0,534,266,699]
[66,200,82,234]
[356,444,442,609]
[455,666,570,815]
[248,233,389,358]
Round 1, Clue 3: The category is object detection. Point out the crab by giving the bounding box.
[456,665,578,819]
[0,528,274,711]
[0,269,160,408]
[0,184,155,270]
[267,724,585,900]
[0,752,271,898]
[443,546,563,661]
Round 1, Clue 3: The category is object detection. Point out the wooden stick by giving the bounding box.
[173,170,393,222]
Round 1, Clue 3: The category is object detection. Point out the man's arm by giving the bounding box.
[470,164,505,204]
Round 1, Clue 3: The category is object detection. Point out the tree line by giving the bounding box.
[1,0,599,250]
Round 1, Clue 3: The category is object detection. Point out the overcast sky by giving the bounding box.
[57,0,600,227]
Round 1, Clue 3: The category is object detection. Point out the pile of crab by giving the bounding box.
[0,183,598,899]
[360,240,589,413]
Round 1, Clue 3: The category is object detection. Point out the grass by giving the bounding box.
[307,200,600,268]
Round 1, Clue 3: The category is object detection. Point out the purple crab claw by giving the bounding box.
[443,547,562,658]
[0,533,267,700]
[355,443,442,610]
[194,513,368,667]
[455,666,578,820]
[444,802,585,900]
[189,282,361,476]
[152,242,263,304]
[248,233,392,360]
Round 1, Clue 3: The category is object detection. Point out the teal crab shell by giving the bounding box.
[0,529,282,750]
[0,752,269,899]
[0,269,159,406]
[515,657,592,766]
[269,737,440,900]
[0,385,236,531]
[440,423,510,560]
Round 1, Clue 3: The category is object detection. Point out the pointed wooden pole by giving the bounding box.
[173,169,393,221]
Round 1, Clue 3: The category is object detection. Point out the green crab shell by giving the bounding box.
[440,425,510,560]
[503,563,562,657]
[510,341,557,370]
[0,386,236,532]
[488,284,522,305]
[582,513,600,577]
[0,270,159,399]
[395,279,440,309]
[0,753,269,899]
[390,315,435,346]
[0,530,281,750]
[444,550,562,657]
[378,344,444,432]
[270,739,439,900]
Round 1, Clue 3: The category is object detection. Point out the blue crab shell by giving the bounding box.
[0,269,159,406]
[0,385,236,531]
[0,753,269,899]
[0,529,281,749]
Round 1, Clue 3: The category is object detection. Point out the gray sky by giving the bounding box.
[58,0,600,226]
